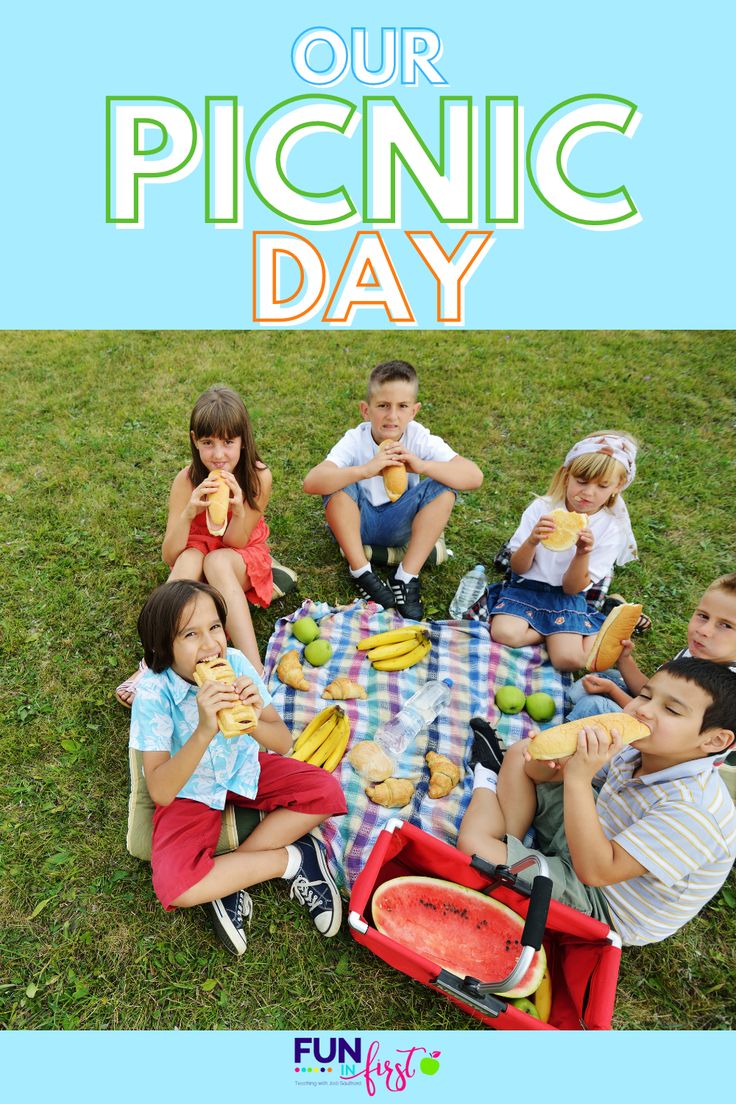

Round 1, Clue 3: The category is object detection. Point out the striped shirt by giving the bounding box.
[594,747,736,946]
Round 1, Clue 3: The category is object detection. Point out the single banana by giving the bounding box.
[293,705,338,751]
[309,712,348,767]
[371,639,431,671]
[323,715,351,772]
[356,626,424,651]
[291,710,341,762]
[366,632,428,662]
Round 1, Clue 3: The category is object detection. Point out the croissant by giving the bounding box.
[206,470,230,536]
[193,657,258,738]
[425,751,462,798]
[322,677,368,700]
[366,777,415,807]
[378,439,407,502]
[276,650,309,691]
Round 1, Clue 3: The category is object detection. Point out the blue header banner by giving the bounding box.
[1,0,735,328]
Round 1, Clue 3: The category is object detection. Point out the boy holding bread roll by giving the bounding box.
[569,573,736,717]
[458,659,736,946]
[567,573,736,799]
[303,360,483,620]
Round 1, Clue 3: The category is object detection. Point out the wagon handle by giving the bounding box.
[469,853,553,996]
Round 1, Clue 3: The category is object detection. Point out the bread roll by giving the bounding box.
[528,712,649,760]
[378,440,407,502]
[348,740,394,782]
[586,603,643,672]
[206,470,230,536]
[194,657,258,738]
[540,509,588,552]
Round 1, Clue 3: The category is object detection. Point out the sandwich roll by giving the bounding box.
[527,712,649,760]
[206,470,230,536]
[540,509,588,552]
[378,439,407,502]
[194,657,258,738]
[586,603,643,672]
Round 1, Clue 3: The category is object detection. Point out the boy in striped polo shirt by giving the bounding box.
[458,658,736,946]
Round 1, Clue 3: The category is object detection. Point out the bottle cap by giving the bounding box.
[474,564,485,572]
[442,677,454,689]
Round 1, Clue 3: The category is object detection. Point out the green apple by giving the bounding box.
[525,692,556,723]
[419,1057,440,1076]
[510,997,541,1019]
[494,685,526,714]
[292,616,320,644]
[304,639,333,666]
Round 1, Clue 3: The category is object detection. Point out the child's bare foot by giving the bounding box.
[115,659,148,709]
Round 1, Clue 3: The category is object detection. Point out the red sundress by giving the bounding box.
[185,509,273,608]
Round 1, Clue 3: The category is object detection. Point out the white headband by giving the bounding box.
[564,434,637,490]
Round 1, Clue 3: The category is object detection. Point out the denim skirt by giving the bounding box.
[486,573,605,637]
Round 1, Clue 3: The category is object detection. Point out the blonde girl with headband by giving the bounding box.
[488,432,639,672]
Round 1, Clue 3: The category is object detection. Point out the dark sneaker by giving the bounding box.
[354,569,396,609]
[205,888,253,956]
[287,836,342,937]
[271,560,298,600]
[469,717,506,773]
[389,574,424,620]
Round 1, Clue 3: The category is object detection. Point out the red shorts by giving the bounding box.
[185,510,273,608]
[150,753,347,910]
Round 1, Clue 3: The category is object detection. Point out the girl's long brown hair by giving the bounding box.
[188,386,264,509]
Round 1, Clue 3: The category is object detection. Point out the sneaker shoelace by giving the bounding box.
[234,890,253,926]
[289,874,327,914]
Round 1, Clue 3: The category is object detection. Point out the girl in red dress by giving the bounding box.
[116,385,294,704]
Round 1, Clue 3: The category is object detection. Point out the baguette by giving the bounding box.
[586,603,643,672]
[206,470,230,536]
[540,509,588,552]
[528,712,649,760]
[378,439,407,502]
[194,657,258,738]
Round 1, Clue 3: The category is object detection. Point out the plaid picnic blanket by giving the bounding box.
[264,599,571,892]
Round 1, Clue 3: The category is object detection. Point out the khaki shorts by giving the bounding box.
[504,783,613,926]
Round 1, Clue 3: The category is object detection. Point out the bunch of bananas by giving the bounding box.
[290,705,350,771]
[357,625,431,671]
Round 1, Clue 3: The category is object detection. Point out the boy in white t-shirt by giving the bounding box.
[303,361,483,618]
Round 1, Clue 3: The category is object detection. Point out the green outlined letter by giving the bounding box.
[527,94,642,229]
[106,97,200,227]
[246,95,359,227]
[364,96,473,226]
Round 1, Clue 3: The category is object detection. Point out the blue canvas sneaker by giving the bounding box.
[287,836,342,938]
[205,888,253,956]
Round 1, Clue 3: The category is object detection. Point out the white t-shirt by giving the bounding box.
[324,421,457,507]
[508,496,629,589]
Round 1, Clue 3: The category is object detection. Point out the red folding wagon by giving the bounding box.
[348,818,622,1030]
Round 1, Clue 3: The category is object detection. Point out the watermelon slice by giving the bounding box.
[372,876,546,998]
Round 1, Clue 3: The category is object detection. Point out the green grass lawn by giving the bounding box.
[1,329,734,1030]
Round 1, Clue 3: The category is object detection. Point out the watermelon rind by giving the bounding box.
[372,875,546,998]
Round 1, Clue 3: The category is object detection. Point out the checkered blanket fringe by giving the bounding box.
[264,598,570,892]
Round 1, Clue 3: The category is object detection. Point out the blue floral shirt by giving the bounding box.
[129,648,272,810]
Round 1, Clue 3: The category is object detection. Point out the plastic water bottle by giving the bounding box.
[448,564,488,619]
[374,678,454,755]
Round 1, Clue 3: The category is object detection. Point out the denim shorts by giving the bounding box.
[566,668,631,722]
[324,478,455,547]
